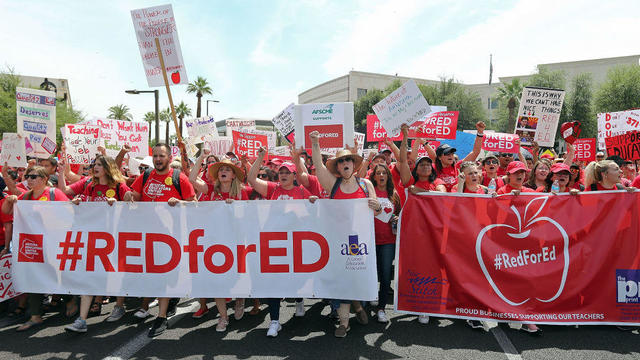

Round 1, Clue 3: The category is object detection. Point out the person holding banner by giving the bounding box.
[453,162,488,194]
[2,166,69,331]
[584,160,635,192]
[525,159,552,190]
[537,163,580,194]
[496,161,536,195]
[123,143,196,338]
[481,154,505,189]
[308,130,379,338]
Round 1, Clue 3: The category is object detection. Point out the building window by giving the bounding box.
[357,88,368,99]
[488,97,498,109]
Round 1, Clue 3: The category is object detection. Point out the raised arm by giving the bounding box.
[189,149,210,195]
[461,121,486,162]
[115,144,131,169]
[564,142,575,165]
[56,157,76,197]
[2,163,21,196]
[309,131,338,191]
[398,125,413,186]
[358,151,375,179]
[247,147,269,197]
[291,143,310,188]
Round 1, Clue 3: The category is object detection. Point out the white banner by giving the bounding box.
[0,133,27,168]
[372,80,431,138]
[63,124,103,165]
[597,110,640,150]
[16,87,57,159]
[515,87,565,147]
[12,200,377,299]
[87,118,149,158]
[294,102,354,152]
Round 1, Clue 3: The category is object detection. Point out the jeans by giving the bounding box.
[376,243,396,309]
[267,298,302,321]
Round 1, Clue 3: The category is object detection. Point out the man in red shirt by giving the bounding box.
[123,143,196,337]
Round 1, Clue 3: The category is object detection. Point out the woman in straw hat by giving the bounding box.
[308,131,381,338]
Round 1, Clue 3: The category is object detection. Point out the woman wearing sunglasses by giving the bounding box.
[481,154,505,189]
[2,166,69,332]
[397,125,446,196]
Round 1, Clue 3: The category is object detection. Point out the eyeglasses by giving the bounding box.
[485,160,498,165]
[258,173,268,179]
[337,157,353,164]
[24,174,43,180]
[139,166,148,172]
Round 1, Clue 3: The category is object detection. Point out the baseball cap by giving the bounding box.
[436,144,456,157]
[267,157,284,166]
[506,161,529,174]
[278,162,296,173]
[550,163,571,173]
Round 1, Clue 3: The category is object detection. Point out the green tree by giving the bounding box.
[418,77,486,130]
[186,76,212,118]
[354,88,384,134]
[496,78,524,132]
[144,111,155,140]
[161,107,172,144]
[595,64,640,113]
[107,104,132,121]
[567,73,596,138]
[175,101,192,137]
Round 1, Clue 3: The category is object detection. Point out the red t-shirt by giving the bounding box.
[332,182,368,199]
[16,182,28,193]
[632,175,640,188]
[69,177,90,196]
[586,183,624,191]
[451,184,486,194]
[496,184,536,194]
[482,175,504,189]
[82,182,131,202]
[305,175,328,198]
[0,196,12,244]
[404,177,446,192]
[266,181,312,200]
[435,162,461,192]
[203,184,251,201]
[131,168,195,202]
[374,189,395,245]
[17,187,69,201]
[497,166,507,177]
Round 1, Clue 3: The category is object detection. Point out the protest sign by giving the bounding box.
[396,192,640,325]
[515,87,565,147]
[131,4,188,87]
[225,119,256,137]
[605,131,640,161]
[87,118,149,158]
[15,87,56,159]
[203,136,233,157]
[232,130,268,160]
[271,146,292,161]
[355,132,365,155]
[413,111,458,139]
[245,128,277,149]
[597,110,640,150]
[0,254,20,303]
[482,132,519,154]
[185,116,217,144]
[411,140,440,158]
[294,103,354,152]
[372,80,431,138]
[63,124,102,165]
[0,134,27,168]
[573,138,596,162]
[12,200,377,300]
[272,103,295,144]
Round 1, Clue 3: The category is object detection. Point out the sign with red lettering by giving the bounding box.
[0,254,21,302]
[0,133,27,168]
[294,103,354,153]
[86,118,149,158]
[605,131,640,161]
[232,130,268,160]
[303,125,343,149]
[12,200,377,300]
[396,192,640,325]
[63,124,103,165]
[597,110,640,150]
[413,111,458,140]
[573,138,596,162]
[482,132,519,153]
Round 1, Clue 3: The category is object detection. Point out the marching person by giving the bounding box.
[584,160,635,192]
[453,162,488,194]
[496,161,536,195]
[538,163,580,194]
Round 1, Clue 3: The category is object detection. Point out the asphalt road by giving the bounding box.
[0,297,638,360]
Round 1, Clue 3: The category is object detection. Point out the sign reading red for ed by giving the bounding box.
[232,130,268,160]
[412,111,458,140]
[573,138,596,162]
[482,132,519,153]
[605,131,640,161]
[304,124,343,149]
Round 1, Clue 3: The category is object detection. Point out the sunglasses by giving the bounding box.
[24,174,43,180]
[139,166,148,172]
[337,157,353,164]
[485,160,498,165]
[500,154,514,157]
[258,173,268,179]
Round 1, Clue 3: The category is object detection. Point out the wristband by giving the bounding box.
[477,133,484,138]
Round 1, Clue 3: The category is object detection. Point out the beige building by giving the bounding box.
[17,75,72,108]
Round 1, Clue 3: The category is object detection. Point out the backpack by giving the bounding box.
[590,183,624,191]
[330,177,369,199]
[142,168,183,199]
[24,188,56,201]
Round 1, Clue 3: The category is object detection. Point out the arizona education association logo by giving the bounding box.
[341,234,369,271]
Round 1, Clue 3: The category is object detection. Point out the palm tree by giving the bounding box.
[143,111,155,140]
[175,101,192,136]
[496,79,524,132]
[161,107,172,144]
[107,104,133,121]
[186,76,212,118]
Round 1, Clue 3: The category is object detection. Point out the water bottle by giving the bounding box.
[488,178,497,194]
[551,179,560,193]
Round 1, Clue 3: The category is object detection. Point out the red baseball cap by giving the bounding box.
[551,163,571,173]
[267,157,284,166]
[278,162,296,173]
[506,161,529,174]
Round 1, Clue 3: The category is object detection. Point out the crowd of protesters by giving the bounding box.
[0,121,638,338]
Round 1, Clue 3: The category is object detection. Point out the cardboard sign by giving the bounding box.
[605,131,640,161]
[355,132,365,156]
[15,87,56,159]
[573,138,596,162]
[225,119,256,137]
[482,132,519,153]
[203,136,234,157]
[294,103,354,152]
[0,133,27,168]
[87,118,149,158]
[367,114,398,142]
[63,124,102,165]
[413,111,459,139]
[185,116,217,144]
[372,80,431,138]
[131,4,188,87]
[515,87,565,147]
[597,110,640,150]
[375,197,394,223]
[272,103,295,144]
[245,128,277,149]
[0,254,21,303]
[232,130,268,160]
[271,146,292,161]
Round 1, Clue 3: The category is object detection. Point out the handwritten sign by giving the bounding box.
[0,133,27,168]
[515,87,565,147]
[131,4,188,87]
[573,138,596,162]
[272,103,295,143]
[185,116,217,144]
[225,119,256,137]
[597,110,640,150]
[15,87,56,159]
[245,128,277,149]
[372,80,431,138]
[605,131,640,161]
[232,130,268,160]
[63,124,102,165]
[0,254,21,303]
[87,118,149,158]
[203,136,234,157]
[482,132,519,153]
[294,102,354,153]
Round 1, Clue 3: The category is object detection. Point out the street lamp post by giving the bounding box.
[206,99,220,117]
[125,89,160,144]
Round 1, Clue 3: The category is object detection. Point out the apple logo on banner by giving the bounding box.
[475,196,569,306]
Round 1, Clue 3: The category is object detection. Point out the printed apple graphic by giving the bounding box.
[475,196,569,306]
[171,71,180,84]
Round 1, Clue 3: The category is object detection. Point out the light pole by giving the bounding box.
[206,99,220,117]
[125,89,159,144]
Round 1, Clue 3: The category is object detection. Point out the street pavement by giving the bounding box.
[0,297,639,359]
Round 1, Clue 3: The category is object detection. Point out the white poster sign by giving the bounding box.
[185,116,217,144]
[597,110,640,150]
[372,80,431,138]
[272,103,295,143]
[16,87,57,159]
[12,200,377,300]
[0,133,27,168]
[131,4,188,87]
[515,87,565,147]
[294,102,354,153]
[203,136,234,157]
[63,124,103,165]
[87,118,149,158]
[355,132,365,156]
[0,254,20,302]
[245,128,277,149]
[225,119,256,137]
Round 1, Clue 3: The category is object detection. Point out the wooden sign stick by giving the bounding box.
[154,37,183,144]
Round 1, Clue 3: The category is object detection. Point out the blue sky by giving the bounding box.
[1,0,639,138]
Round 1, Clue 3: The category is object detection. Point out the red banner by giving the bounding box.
[574,138,596,162]
[412,111,458,140]
[367,114,401,142]
[412,140,440,158]
[605,131,640,161]
[482,132,519,153]
[232,130,268,160]
[396,192,640,325]
[303,124,343,149]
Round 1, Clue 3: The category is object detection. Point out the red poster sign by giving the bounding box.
[411,140,440,157]
[573,138,596,162]
[482,132,519,153]
[367,114,401,142]
[232,130,268,160]
[605,131,640,161]
[412,111,459,140]
[396,192,640,325]
[304,124,343,149]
